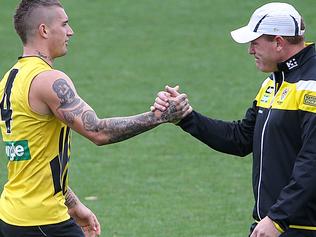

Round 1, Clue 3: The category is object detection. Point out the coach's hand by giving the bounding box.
[68,202,101,237]
[250,216,281,237]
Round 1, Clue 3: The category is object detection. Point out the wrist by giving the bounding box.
[152,110,166,123]
[268,215,288,233]
[272,221,285,233]
[67,205,76,215]
[152,110,171,124]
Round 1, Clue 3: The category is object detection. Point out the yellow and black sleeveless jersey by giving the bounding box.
[0,57,71,226]
[177,44,316,231]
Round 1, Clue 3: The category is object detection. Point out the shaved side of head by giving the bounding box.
[14,0,63,44]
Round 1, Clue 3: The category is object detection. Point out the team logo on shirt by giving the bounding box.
[4,140,31,161]
[280,88,290,102]
[276,88,290,105]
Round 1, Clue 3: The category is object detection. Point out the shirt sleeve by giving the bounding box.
[177,101,258,157]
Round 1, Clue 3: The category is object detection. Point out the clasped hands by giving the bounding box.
[151,85,192,123]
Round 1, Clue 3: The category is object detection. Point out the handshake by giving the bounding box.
[150,85,193,124]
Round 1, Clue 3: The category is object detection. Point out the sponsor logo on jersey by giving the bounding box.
[261,94,270,103]
[261,86,274,103]
[304,94,316,107]
[265,86,274,94]
[4,140,31,161]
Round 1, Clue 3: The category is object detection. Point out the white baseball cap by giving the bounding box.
[231,2,305,43]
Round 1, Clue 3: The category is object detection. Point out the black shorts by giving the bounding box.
[0,218,84,237]
[249,222,316,237]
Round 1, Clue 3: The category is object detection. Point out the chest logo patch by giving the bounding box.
[304,94,316,107]
[4,140,31,161]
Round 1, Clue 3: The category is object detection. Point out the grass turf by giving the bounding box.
[1,1,316,236]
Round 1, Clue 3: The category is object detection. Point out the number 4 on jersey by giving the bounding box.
[0,69,19,134]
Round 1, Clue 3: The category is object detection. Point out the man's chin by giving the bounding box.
[255,64,267,73]
[55,51,68,58]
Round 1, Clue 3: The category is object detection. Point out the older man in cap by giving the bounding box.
[152,2,316,237]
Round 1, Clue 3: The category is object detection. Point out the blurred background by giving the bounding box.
[1,1,316,236]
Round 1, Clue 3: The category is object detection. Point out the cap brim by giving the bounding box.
[230,26,263,43]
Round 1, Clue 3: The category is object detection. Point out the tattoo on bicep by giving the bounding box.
[52,79,80,109]
[52,79,85,124]
[61,102,85,124]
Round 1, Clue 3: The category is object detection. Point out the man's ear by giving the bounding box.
[274,36,286,52]
[38,24,49,39]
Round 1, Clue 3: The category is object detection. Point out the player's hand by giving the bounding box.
[153,94,192,124]
[150,85,180,112]
[68,202,101,237]
[250,216,281,237]
[151,85,192,123]
[150,85,192,112]
[165,85,181,97]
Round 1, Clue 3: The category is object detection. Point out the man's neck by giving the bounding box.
[280,42,305,63]
[23,46,54,66]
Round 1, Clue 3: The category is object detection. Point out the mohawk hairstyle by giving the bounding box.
[14,0,63,44]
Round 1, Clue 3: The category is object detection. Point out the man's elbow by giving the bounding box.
[88,133,110,146]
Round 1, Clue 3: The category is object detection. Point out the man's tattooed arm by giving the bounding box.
[81,110,157,143]
[80,99,184,144]
[52,78,188,144]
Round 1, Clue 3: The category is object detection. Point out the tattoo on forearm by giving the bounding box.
[80,99,184,143]
[65,188,79,209]
[81,110,158,143]
[52,79,85,124]
[106,116,157,143]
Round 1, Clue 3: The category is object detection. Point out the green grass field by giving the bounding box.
[1,1,316,236]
